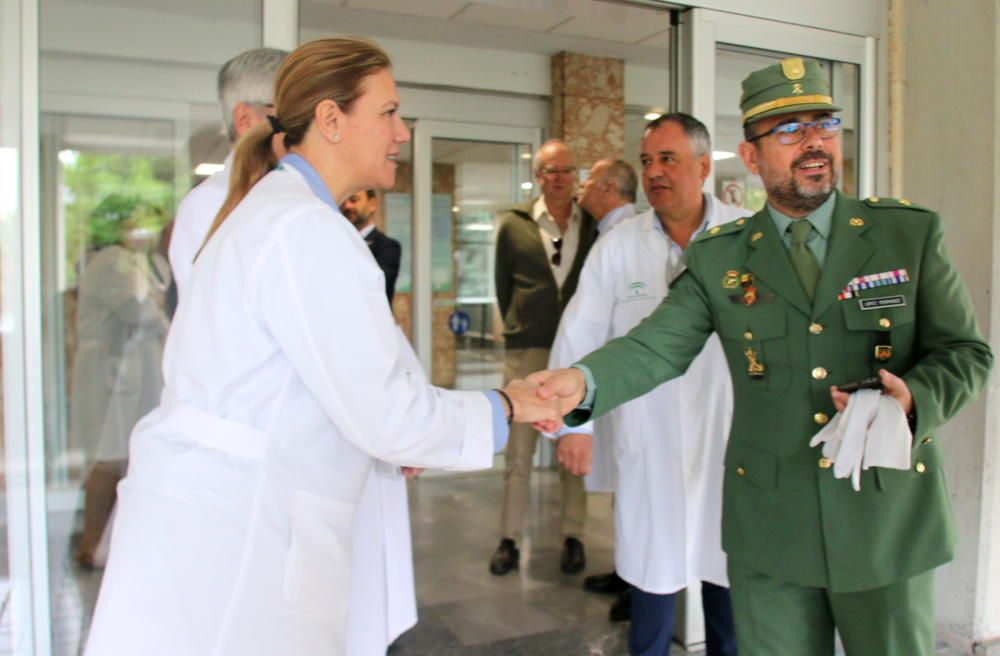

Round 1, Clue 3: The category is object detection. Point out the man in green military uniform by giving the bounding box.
[529,58,993,655]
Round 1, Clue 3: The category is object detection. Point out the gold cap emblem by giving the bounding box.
[780,57,806,81]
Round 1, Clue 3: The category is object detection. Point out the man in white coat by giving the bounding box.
[168,47,287,295]
[573,157,636,605]
[166,48,418,654]
[551,114,749,656]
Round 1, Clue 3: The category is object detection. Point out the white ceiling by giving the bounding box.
[302,0,674,64]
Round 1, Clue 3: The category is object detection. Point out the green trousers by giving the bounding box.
[728,560,935,656]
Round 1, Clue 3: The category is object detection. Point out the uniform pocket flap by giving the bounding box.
[841,288,916,331]
[725,440,778,489]
[716,308,787,341]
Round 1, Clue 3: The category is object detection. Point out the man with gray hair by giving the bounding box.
[578,157,637,237]
[168,47,287,294]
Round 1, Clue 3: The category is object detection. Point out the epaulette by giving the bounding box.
[692,216,750,243]
[862,196,933,212]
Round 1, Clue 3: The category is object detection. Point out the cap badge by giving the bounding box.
[792,82,804,95]
[781,57,806,81]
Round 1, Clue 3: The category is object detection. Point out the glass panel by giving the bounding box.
[38,0,262,650]
[714,46,861,212]
[383,119,415,340]
[428,138,533,393]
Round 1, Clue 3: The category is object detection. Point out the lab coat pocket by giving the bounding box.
[283,490,356,619]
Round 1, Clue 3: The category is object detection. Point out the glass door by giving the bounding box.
[684,8,876,203]
[409,122,539,392]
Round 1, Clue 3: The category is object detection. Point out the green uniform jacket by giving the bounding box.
[494,200,596,349]
[569,191,993,593]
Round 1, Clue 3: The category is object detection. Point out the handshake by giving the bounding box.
[499,367,590,432]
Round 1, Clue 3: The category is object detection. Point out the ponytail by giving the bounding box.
[197,37,391,255]
[202,121,279,247]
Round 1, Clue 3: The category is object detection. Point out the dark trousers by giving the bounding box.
[629,581,737,656]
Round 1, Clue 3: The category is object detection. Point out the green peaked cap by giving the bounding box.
[740,56,842,124]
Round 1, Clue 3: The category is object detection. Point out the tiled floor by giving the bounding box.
[393,470,682,655]
[1,468,973,655]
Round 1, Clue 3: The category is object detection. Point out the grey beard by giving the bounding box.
[766,176,835,214]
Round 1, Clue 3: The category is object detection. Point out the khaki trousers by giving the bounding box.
[499,347,586,541]
[728,560,935,656]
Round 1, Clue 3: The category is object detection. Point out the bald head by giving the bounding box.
[579,157,637,220]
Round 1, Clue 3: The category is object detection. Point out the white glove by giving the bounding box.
[863,395,912,471]
[831,389,880,490]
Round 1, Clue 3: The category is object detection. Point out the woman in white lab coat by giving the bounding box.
[548,195,749,640]
[84,37,553,656]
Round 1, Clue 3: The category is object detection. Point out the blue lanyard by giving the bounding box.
[280,153,337,210]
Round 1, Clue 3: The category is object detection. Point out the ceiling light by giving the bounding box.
[520,181,533,190]
[712,151,736,161]
[464,224,494,231]
[520,153,532,160]
[194,162,225,176]
[452,205,460,213]
[644,112,662,121]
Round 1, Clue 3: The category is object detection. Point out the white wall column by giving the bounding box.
[896,0,1000,653]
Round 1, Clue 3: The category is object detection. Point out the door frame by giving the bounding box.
[682,7,877,197]
[410,120,541,373]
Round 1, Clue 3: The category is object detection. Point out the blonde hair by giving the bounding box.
[204,37,391,246]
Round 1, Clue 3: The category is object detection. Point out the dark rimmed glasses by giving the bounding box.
[747,117,842,145]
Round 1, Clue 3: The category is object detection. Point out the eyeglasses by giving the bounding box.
[747,117,842,145]
[550,237,563,266]
[539,166,577,177]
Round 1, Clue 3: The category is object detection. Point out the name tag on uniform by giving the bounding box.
[859,295,906,310]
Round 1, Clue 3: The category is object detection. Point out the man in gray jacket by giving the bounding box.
[490,139,597,576]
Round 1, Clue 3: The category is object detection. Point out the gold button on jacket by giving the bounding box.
[812,367,828,380]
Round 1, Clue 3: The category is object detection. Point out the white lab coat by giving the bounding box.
[168,153,231,297]
[84,166,494,656]
[168,155,418,654]
[549,195,751,594]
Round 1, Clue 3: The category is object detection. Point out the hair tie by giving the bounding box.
[267,115,285,134]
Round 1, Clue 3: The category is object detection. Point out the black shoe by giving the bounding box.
[609,588,632,622]
[583,570,629,595]
[489,538,519,575]
[560,537,586,574]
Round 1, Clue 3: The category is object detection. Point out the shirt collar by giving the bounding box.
[279,153,337,210]
[532,196,580,224]
[767,192,836,239]
[598,203,635,234]
[650,194,711,241]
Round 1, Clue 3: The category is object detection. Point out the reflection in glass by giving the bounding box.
[429,139,533,396]
[68,199,170,568]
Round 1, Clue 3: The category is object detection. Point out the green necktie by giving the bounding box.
[788,219,821,300]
